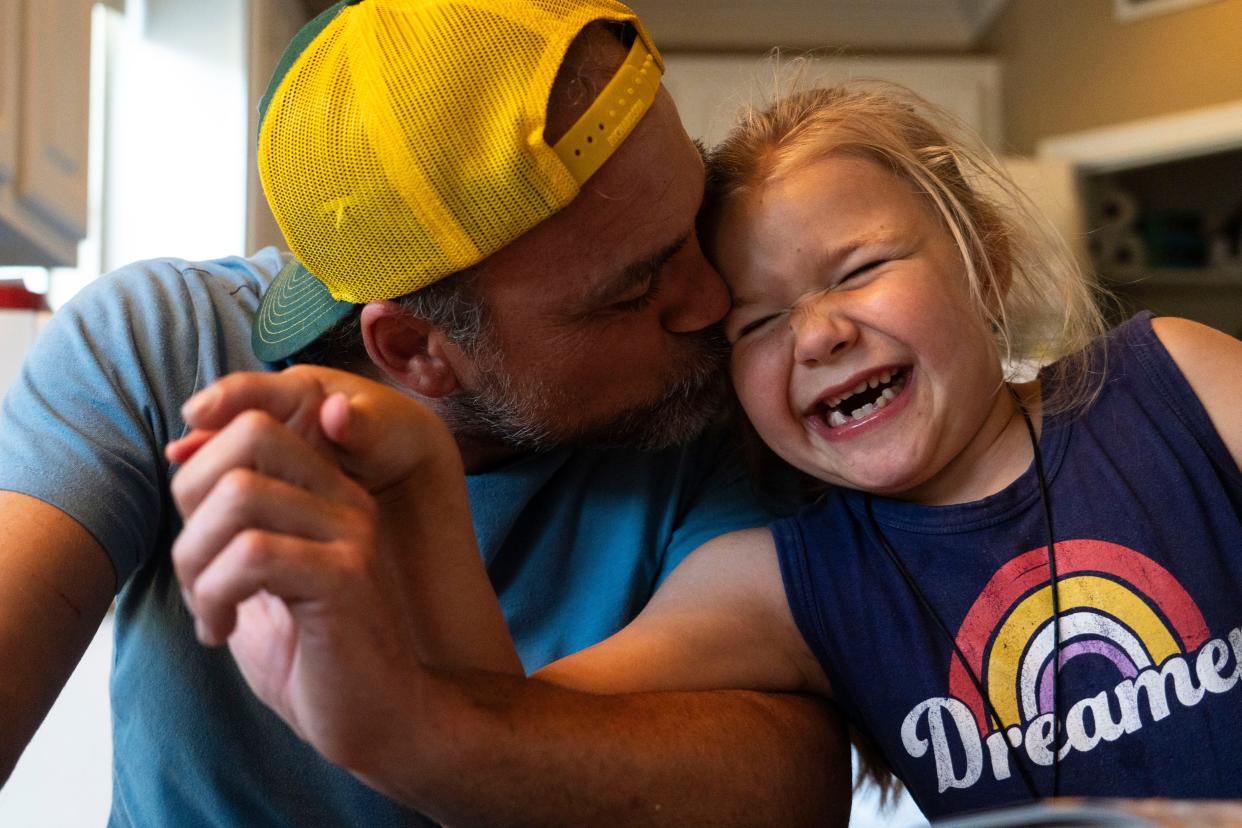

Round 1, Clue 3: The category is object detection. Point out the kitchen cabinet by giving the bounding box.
[0,0,93,267]
[246,37,1003,252]
[1040,101,1242,338]
[1082,148,1242,337]
[660,54,1002,151]
[247,0,312,254]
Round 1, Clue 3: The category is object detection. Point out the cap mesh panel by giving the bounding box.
[258,0,658,304]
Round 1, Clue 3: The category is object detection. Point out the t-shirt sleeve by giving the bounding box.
[0,261,207,585]
[657,422,799,585]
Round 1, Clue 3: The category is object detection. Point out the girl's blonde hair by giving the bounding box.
[704,80,1111,415]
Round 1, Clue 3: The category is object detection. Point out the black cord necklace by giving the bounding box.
[864,401,1062,801]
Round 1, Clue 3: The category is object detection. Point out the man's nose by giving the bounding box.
[658,248,731,334]
[792,297,857,365]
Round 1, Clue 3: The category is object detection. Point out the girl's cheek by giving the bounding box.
[732,344,791,425]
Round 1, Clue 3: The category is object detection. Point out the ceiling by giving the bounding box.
[626,0,1012,52]
[298,0,1011,52]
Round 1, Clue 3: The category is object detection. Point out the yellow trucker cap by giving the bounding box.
[252,0,664,362]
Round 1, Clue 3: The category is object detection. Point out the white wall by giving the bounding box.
[0,0,248,822]
[0,618,113,827]
[102,0,248,271]
[0,307,110,828]
[0,310,41,397]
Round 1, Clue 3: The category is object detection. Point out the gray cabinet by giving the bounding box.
[1040,101,1242,338]
[0,0,92,267]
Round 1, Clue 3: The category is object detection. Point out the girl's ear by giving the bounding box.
[360,301,460,398]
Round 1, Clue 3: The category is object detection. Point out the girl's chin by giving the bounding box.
[790,448,934,498]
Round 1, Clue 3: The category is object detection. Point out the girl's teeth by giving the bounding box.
[819,369,907,427]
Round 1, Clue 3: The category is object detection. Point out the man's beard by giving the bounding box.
[435,326,731,453]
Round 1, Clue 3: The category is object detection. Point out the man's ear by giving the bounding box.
[360,301,460,398]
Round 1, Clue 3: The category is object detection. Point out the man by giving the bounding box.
[0,0,848,824]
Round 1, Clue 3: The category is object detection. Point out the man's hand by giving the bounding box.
[167,365,519,764]
[168,364,461,501]
[165,366,852,826]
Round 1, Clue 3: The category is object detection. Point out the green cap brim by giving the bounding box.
[252,259,354,363]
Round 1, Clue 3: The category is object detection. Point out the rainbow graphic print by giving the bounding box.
[899,539,1241,793]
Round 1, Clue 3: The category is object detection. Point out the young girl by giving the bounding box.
[626,83,1242,815]
[173,83,1242,820]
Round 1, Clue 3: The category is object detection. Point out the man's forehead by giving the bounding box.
[544,24,630,146]
[560,185,703,310]
[482,86,703,302]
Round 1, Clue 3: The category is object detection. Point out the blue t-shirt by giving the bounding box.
[774,314,1242,819]
[0,250,775,827]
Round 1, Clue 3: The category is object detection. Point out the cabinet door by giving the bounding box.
[18,0,90,238]
[247,0,311,254]
[661,54,1002,151]
[0,0,21,187]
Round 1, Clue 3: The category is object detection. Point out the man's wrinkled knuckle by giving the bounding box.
[235,408,276,438]
[233,529,272,567]
[329,537,371,580]
[217,468,260,505]
[282,363,315,382]
[342,502,378,543]
[284,364,323,396]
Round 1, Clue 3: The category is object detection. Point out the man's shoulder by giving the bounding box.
[23,248,287,423]
[71,247,285,319]
[47,248,287,375]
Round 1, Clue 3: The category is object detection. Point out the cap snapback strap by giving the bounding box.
[553,36,663,185]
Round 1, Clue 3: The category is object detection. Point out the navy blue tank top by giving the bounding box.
[773,314,1242,819]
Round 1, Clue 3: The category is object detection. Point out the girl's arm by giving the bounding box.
[536,527,831,698]
[1151,317,1242,469]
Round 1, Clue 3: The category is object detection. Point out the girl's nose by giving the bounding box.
[792,298,857,366]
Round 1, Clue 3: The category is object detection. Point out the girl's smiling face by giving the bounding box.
[715,154,1024,505]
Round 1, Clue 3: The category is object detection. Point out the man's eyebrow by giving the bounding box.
[584,233,689,307]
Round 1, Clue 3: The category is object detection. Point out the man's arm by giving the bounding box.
[283,522,850,826]
[173,368,852,825]
[0,492,115,784]
[372,528,847,827]
[384,673,850,827]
